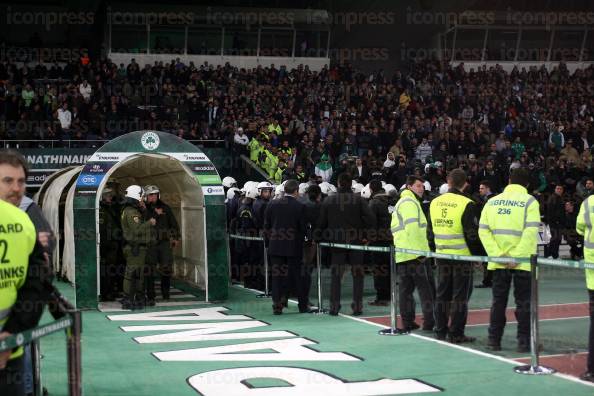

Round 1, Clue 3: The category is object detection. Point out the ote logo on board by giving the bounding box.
[141,132,160,151]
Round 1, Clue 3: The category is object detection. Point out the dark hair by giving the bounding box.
[284,179,299,194]
[337,173,352,188]
[369,179,383,193]
[447,168,467,190]
[406,175,425,186]
[509,168,530,188]
[307,184,321,200]
[479,180,492,190]
[0,149,28,176]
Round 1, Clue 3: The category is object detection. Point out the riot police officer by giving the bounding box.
[121,185,155,310]
[144,185,180,303]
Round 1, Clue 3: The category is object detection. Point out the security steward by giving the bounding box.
[144,185,180,303]
[429,168,482,343]
[392,176,435,331]
[479,168,540,352]
[121,185,156,309]
[99,187,122,301]
[0,199,48,395]
[576,187,594,382]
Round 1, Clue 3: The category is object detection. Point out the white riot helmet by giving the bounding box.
[383,184,396,195]
[319,182,335,196]
[327,183,337,195]
[361,184,372,199]
[125,185,143,201]
[222,176,237,188]
[299,183,309,195]
[274,182,286,199]
[423,181,432,192]
[352,183,364,194]
[242,181,258,193]
[439,183,449,195]
[226,187,240,201]
[257,181,274,191]
[245,185,259,200]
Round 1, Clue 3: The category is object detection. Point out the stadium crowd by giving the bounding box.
[2,57,593,257]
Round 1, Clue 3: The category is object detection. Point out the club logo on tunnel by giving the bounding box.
[141,132,160,151]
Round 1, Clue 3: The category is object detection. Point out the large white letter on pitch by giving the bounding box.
[188,367,441,396]
[121,321,295,343]
[153,337,360,361]
[107,307,249,322]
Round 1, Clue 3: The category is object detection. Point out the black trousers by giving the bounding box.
[588,290,594,373]
[435,259,473,337]
[270,256,308,310]
[0,356,24,396]
[373,250,390,301]
[488,269,531,345]
[330,248,365,312]
[146,241,174,300]
[302,242,317,301]
[397,258,436,327]
[100,242,119,299]
[546,227,562,259]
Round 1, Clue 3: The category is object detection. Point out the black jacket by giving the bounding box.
[252,197,270,230]
[303,197,322,242]
[316,187,376,244]
[368,192,393,244]
[263,195,306,257]
[146,199,180,241]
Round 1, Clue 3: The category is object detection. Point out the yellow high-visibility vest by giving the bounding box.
[479,184,540,272]
[391,189,429,263]
[0,199,36,360]
[429,192,472,255]
[576,195,594,289]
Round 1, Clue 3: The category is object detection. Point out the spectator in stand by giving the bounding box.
[314,154,333,183]
[560,139,581,165]
[56,102,72,139]
[233,126,249,158]
[546,185,565,259]
[563,201,583,260]
[79,79,92,101]
[549,125,566,152]
[415,137,433,164]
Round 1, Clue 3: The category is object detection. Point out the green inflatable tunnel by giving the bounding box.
[68,130,228,309]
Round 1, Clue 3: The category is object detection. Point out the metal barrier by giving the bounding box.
[228,234,270,298]
[0,309,82,396]
[226,233,592,376]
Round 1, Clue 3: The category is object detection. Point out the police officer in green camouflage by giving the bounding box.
[121,185,156,310]
[144,185,180,303]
